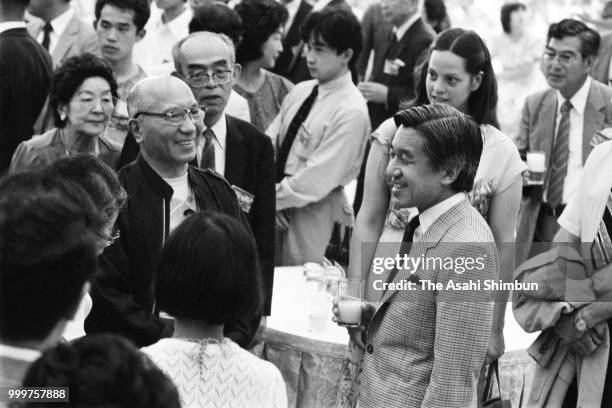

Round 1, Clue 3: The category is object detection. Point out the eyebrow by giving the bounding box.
[186,60,230,70]
[545,45,579,55]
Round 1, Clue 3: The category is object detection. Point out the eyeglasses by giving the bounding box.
[134,106,206,125]
[542,49,579,65]
[185,69,233,87]
[101,228,120,248]
[72,95,117,110]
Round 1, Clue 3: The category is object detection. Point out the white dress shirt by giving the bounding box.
[545,76,591,205]
[35,7,74,54]
[414,193,465,241]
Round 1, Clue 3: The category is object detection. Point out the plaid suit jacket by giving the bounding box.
[360,198,499,407]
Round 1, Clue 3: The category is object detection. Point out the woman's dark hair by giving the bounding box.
[424,0,450,34]
[0,170,98,343]
[234,0,288,65]
[410,28,499,128]
[50,53,119,128]
[394,103,482,193]
[22,334,181,408]
[156,211,263,325]
[189,3,244,46]
[49,154,126,231]
[500,2,526,34]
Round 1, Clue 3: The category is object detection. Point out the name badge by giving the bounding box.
[591,128,612,148]
[383,58,406,76]
[232,185,255,213]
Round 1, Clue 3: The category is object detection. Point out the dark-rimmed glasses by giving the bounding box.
[134,106,206,125]
[185,69,233,87]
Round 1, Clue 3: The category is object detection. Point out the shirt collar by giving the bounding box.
[394,14,419,40]
[208,112,227,150]
[418,192,466,235]
[318,71,353,97]
[0,343,42,362]
[0,21,26,34]
[556,76,591,117]
[50,7,74,38]
[312,0,333,12]
[157,6,192,39]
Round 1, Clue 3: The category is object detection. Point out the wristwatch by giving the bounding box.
[574,310,588,333]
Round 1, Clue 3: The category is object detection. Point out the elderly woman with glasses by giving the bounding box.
[10,54,121,173]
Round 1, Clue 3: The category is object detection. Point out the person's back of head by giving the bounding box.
[22,333,181,408]
[393,103,482,193]
[0,170,99,347]
[48,154,126,254]
[189,2,244,46]
[156,211,263,326]
[0,0,30,19]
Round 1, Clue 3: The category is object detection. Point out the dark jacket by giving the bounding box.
[368,17,434,128]
[86,155,259,347]
[0,27,52,174]
[118,115,276,314]
[272,0,313,84]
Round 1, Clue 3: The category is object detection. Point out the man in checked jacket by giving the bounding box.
[347,104,499,407]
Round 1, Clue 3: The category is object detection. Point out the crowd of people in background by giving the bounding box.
[3,0,612,406]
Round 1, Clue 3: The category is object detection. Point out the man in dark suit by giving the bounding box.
[0,0,52,174]
[356,2,392,82]
[516,19,612,264]
[357,0,434,129]
[27,0,98,68]
[173,31,276,316]
[272,0,312,84]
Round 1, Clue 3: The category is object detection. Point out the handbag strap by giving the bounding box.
[483,359,502,401]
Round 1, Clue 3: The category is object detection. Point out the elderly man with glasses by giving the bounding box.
[172,31,276,318]
[85,75,260,348]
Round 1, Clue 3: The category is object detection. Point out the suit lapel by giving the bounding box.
[388,18,424,59]
[52,16,78,64]
[583,81,606,162]
[224,116,246,185]
[375,199,470,308]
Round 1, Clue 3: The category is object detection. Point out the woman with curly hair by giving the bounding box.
[10,53,120,172]
[234,0,292,131]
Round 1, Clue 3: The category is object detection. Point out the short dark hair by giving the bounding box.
[300,8,363,70]
[189,3,244,46]
[234,0,288,65]
[94,0,151,32]
[48,154,126,232]
[424,0,450,34]
[547,19,601,59]
[411,28,499,128]
[22,334,181,408]
[50,53,119,128]
[393,104,482,193]
[500,2,526,34]
[0,171,98,343]
[156,211,263,325]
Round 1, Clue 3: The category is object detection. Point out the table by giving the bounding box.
[254,266,348,408]
[255,267,536,408]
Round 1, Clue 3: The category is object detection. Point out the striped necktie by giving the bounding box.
[591,188,612,270]
[200,128,216,170]
[547,100,572,209]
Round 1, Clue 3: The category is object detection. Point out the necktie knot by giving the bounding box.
[43,22,53,33]
[561,100,572,115]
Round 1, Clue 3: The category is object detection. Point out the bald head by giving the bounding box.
[127,76,195,117]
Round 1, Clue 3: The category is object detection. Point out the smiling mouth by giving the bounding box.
[175,140,194,146]
[391,183,407,192]
[431,96,448,104]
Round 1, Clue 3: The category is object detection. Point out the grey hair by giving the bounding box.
[172,31,236,75]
